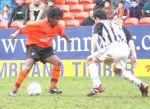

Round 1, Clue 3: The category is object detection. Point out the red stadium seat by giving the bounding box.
[70,4,84,12]
[0,22,7,28]
[65,0,79,4]
[80,0,94,4]
[10,21,24,28]
[63,12,74,20]
[59,20,66,27]
[139,17,150,24]
[112,18,124,25]
[55,0,65,4]
[66,20,80,26]
[124,18,139,25]
[25,0,33,4]
[74,12,89,19]
[84,4,95,11]
[56,5,70,12]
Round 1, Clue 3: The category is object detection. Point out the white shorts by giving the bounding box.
[95,42,130,70]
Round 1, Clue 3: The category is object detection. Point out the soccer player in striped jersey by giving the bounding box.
[87,9,148,97]
[9,7,71,96]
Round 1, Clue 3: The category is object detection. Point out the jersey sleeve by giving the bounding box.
[57,25,65,36]
[93,22,104,36]
[20,24,33,34]
[122,26,133,43]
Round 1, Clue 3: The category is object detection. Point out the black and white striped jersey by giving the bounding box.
[93,20,132,47]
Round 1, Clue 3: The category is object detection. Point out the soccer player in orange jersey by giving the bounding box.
[9,7,71,96]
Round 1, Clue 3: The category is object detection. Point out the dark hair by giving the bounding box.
[3,4,9,8]
[46,7,63,19]
[93,8,107,20]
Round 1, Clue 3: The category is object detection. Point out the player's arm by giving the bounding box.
[10,24,31,40]
[91,23,103,54]
[87,23,103,62]
[123,27,137,67]
[10,29,21,40]
[128,40,137,68]
[61,35,72,43]
[57,25,72,42]
[87,33,99,63]
[91,34,98,54]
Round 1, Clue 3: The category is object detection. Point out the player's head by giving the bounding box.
[47,7,63,27]
[93,8,107,21]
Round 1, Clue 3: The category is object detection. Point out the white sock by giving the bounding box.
[88,63,101,88]
[120,70,142,87]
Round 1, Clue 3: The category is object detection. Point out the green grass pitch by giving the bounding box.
[0,77,150,109]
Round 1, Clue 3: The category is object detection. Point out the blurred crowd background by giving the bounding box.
[0,0,150,28]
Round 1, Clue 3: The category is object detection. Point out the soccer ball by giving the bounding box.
[27,82,42,96]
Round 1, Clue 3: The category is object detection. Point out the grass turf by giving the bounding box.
[0,77,150,109]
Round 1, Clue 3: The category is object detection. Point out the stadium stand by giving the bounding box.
[124,18,139,25]
[25,0,33,4]
[63,12,74,20]
[84,4,95,11]
[79,0,94,4]
[10,21,24,28]
[139,17,150,24]
[0,0,150,27]
[55,0,65,4]
[65,0,79,4]
[66,20,80,26]
[0,21,7,28]
[70,4,84,12]
[112,18,124,25]
[74,12,89,20]
[56,4,70,12]
[59,20,66,27]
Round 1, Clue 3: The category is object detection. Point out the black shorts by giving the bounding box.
[26,45,55,64]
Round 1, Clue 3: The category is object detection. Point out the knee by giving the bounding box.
[23,66,32,73]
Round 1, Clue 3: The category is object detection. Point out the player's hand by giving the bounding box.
[10,33,17,40]
[131,56,137,68]
[86,54,98,65]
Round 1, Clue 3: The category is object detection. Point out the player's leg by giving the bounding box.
[9,45,38,96]
[87,53,105,96]
[87,62,104,96]
[45,55,62,94]
[9,59,35,96]
[113,60,148,97]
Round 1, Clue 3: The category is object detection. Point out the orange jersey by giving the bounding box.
[20,19,64,48]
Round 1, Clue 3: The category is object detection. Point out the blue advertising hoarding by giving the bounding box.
[0,26,150,60]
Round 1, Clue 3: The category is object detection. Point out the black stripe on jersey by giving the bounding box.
[103,25,112,43]
[109,23,117,41]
